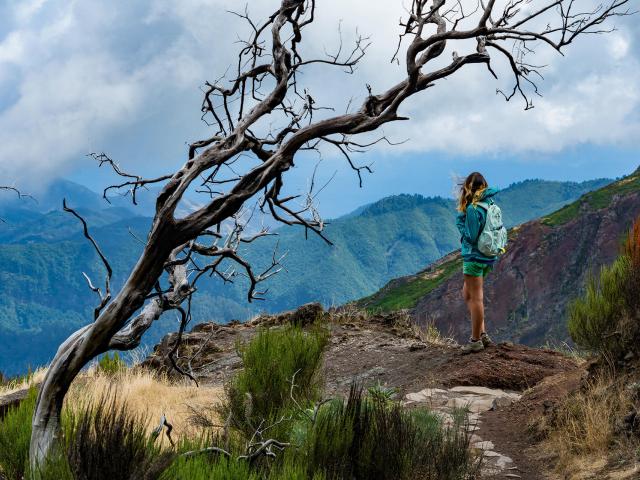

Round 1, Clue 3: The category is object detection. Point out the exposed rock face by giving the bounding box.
[412,183,640,345]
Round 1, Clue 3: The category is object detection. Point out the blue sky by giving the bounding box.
[0,0,638,218]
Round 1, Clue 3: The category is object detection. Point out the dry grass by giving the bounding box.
[0,367,47,396]
[542,374,637,476]
[65,367,225,444]
[327,303,371,324]
[411,322,458,347]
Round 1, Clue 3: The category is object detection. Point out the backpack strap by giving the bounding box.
[475,201,490,210]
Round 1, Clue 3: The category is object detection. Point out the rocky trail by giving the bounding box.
[143,304,581,479]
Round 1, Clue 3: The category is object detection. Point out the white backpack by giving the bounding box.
[476,201,507,257]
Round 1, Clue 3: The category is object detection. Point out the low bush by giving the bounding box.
[221,325,329,436]
[286,385,479,480]
[65,390,163,480]
[160,454,257,480]
[569,217,640,360]
[0,386,37,480]
[28,448,73,480]
[96,352,127,376]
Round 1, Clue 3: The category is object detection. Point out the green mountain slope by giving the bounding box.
[0,177,611,375]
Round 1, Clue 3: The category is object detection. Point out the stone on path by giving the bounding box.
[404,384,522,477]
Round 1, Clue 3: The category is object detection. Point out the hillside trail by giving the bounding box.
[143,306,581,479]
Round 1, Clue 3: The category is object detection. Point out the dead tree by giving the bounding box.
[30,0,631,465]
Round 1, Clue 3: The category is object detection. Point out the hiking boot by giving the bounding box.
[461,339,484,354]
[480,332,494,348]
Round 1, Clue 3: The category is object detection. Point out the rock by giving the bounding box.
[472,440,495,450]
[483,450,502,458]
[409,342,427,351]
[404,388,448,403]
[252,302,324,327]
[505,474,522,478]
[0,387,33,420]
[449,386,520,399]
[495,455,513,468]
[624,351,635,361]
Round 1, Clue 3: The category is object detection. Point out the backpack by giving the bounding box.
[475,201,507,257]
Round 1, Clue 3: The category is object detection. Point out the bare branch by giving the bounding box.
[92,153,172,206]
[63,199,112,320]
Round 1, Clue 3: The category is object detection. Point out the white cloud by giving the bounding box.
[0,31,25,63]
[14,0,49,23]
[0,0,637,187]
[608,33,631,60]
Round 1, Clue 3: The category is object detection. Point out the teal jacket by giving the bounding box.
[456,187,499,264]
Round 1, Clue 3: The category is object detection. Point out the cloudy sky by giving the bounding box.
[0,0,638,217]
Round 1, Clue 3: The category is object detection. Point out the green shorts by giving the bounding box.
[463,261,493,277]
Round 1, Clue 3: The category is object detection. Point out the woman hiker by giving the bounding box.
[456,172,507,354]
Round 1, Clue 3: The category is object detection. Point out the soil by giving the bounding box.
[479,369,584,480]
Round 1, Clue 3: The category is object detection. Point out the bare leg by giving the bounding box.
[463,274,484,340]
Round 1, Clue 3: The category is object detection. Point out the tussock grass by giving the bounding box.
[65,367,224,442]
[542,374,636,475]
[412,322,458,347]
[65,390,163,480]
[284,385,480,480]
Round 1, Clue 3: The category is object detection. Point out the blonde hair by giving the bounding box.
[457,172,488,212]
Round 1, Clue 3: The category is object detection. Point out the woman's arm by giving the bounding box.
[456,212,466,241]
[464,205,482,244]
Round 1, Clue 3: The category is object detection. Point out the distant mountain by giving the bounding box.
[358,168,640,346]
[0,176,611,375]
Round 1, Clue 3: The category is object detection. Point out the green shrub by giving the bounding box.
[96,352,126,376]
[160,454,258,480]
[367,381,398,405]
[569,218,640,359]
[222,325,329,436]
[65,391,163,480]
[28,448,73,480]
[287,385,480,480]
[0,386,37,480]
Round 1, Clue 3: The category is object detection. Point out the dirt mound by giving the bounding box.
[436,343,580,391]
[144,304,578,397]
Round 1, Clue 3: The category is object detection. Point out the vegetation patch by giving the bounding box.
[538,216,640,477]
[568,217,640,360]
[0,386,37,480]
[363,257,462,312]
[543,172,640,227]
[96,352,127,376]
[220,324,329,437]
[538,374,638,477]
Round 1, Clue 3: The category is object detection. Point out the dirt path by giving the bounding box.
[478,369,584,480]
